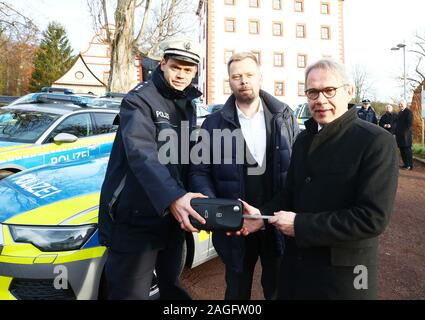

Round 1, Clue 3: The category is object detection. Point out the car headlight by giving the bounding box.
[8,224,96,252]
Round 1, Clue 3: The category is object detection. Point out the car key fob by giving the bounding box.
[189,198,243,231]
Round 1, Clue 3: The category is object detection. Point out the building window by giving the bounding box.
[224,50,234,64]
[273,52,284,67]
[296,24,306,38]
[249,0,260,8]
[225,0,235,5]
[251,50,261,64]
[295,0,304,12]
[273,0,282,10]
[249,20,260,34]
[298,82,306,96]
[297,54,307,68]
[224,80,231,95]
[225,18,236,32]
[275,81,284,96]
[272,22,283,36]
[321,26,330,40]
[321,2,330,14]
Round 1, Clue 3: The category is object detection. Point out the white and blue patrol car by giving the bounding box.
[0,156,217,300]
[0,101,118,179]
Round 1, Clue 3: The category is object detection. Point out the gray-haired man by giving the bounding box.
[243,58,399,299]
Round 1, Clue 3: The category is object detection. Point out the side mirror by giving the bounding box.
[53,133,78,143]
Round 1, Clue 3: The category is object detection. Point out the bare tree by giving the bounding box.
[86,0,196,93]
[407,33,425,90]
[351,63,374,103]
[0,1,37,40]
[406,33,425,142]
[0,2,39,95]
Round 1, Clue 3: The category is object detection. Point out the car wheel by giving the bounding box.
[0,170,15,180]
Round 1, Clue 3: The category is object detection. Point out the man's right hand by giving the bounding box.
[169,193,207,233]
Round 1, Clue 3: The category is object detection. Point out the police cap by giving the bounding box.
[160,37,202,65]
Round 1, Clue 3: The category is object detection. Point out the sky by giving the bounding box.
[7,0,425,102]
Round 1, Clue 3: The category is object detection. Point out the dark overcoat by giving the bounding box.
[378,112,398,134]
[262,107,399,299]
[395,108,413,147]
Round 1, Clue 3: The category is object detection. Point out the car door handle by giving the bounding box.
[87,144,98,150]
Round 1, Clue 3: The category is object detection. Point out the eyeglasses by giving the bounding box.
[304,85,348,100]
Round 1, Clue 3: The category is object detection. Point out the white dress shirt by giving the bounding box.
[236,101,267,167]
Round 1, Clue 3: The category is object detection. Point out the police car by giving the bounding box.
[294,103,311,131]
[0,98,118,179]
[0,156,217,300]
[7,87,96,107]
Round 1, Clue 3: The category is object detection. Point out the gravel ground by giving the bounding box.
[181,159,425,300]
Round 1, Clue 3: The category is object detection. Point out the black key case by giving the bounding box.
[189,198,243,231]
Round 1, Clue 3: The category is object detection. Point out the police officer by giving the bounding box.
[357,99,378,124]
[98,37,207,300]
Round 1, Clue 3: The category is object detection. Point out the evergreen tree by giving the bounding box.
[29,22,75,92]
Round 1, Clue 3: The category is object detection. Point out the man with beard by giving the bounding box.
[189,52,299,299]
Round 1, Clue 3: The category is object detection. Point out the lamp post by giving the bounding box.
[391,43,407,101]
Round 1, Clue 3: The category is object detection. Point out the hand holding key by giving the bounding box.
[238,200,267,236]
[268,211,296,237]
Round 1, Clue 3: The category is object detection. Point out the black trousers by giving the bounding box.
[224,230,281,300]
[399,146,413,167]
[104,240,190,300]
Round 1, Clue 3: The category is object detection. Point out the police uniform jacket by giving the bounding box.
[357,107,378,124]
[262,107,398,299]
[98,66,201,252]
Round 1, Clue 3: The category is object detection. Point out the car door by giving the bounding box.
[41,112,101,165]
[91,111,119,155]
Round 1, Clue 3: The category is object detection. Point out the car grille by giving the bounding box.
[10,278,76,300]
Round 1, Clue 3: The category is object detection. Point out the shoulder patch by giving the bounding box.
[133,81,152,92]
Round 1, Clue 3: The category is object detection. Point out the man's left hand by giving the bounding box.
[268,211,296,237]
[226,199,264,237]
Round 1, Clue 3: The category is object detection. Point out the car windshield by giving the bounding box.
[86,98,121,109]
[7,93,39,106]
[0,110,60,143]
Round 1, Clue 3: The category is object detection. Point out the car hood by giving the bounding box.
[0,156,109,225]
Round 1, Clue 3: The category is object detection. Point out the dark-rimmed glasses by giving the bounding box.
[304,85,348,100]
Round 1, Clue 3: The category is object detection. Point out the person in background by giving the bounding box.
[190,52,299,300]
[98,37,207,300]
[242,58,398,299]
[395,99,414,170]
[357,99,378,124]
[379,104,397,134]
